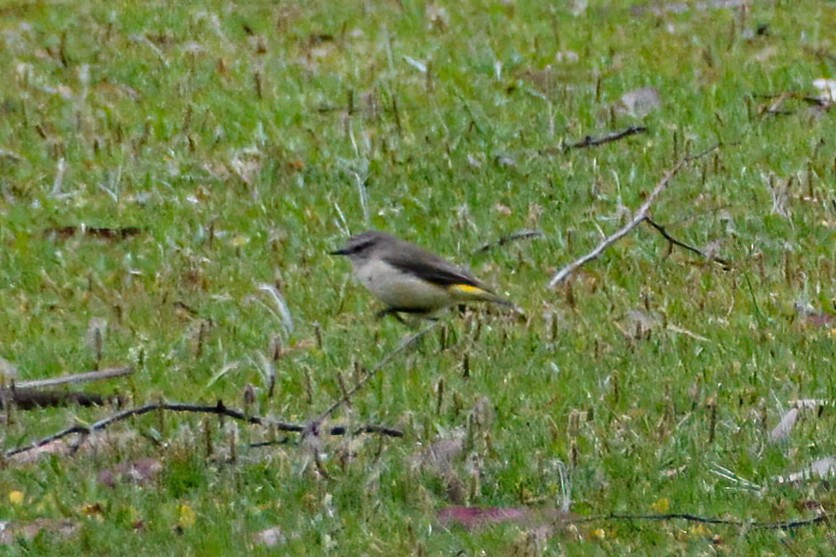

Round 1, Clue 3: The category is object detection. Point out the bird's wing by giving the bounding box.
[382,247,487,289]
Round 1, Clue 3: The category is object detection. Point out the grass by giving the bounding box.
[1,0,834,554]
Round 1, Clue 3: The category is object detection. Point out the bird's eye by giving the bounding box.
[350,240,373,254]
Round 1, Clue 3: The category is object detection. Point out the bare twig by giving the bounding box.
[45,226,142,240]
[294,324,436,473]
[547,144,721,288]
[643,218,731,269]
[580,512,831,531]
[15,366,134,389]
[4,400,402,459]
[438,506,830,532]
[313,321,439,424]
[757,92,795,116]
[753,91,833,114]
[475,229,544,254]
[0,388,112,410]
[558,125,648,151]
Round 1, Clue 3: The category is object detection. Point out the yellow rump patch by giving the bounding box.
[448,283,489,297]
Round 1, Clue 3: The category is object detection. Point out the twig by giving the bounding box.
[438,506,830,532]
[312,321,439,424]
[15,366,134,389]
[44,226,142,240]
[475,229,544,254]
[334,424,406,436]
[248,438,293,448]
[757,92,795,116]
[577,512,830,531]
[247,425,405,450]
[0,388,113,410]
[543,126,647,154]
[547,144,721,288]
[643,218,730,269]
[753,91,833,113]
[4,400,402,459]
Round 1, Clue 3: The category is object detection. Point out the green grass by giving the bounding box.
[1,0,834,554]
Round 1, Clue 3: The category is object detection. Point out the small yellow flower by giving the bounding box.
[689,524,711,538]
[177,504,196,529]
[590,528,606,540]
[8,490,24,505]
[651,497,670,513]
[81,503,105,521]
[230,235,250,248]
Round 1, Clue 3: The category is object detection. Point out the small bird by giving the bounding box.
[331,230,514,318]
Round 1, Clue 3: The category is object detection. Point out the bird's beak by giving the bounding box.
[330,247,349,256]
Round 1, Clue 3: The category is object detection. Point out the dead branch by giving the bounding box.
[585,512,831,531]
[547,144,721,288]
[438,506,830,532]
[475,229,544,254]
[312,321,439,424]
[753,92,833,115]
[756,92,795,116]
[15,366,134,389]
[44,225,142,240]
[246,423,404,450]
[643,218,731,269]
[558,125,648,151]
[0,388,113,410]
[4,400,402,459]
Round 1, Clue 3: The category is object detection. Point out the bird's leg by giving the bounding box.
[375,307,407,324]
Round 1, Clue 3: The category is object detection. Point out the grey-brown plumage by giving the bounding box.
[331,230,512,316]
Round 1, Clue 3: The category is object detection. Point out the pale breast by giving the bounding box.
[356,259,450,310]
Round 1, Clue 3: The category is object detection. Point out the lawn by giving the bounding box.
[0,0,833,554]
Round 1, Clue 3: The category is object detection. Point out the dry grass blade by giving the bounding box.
[770,407,799,442]
[774,457,836,484]
[770,399,831,443]
[14,366,134,389]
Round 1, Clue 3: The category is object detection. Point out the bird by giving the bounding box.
[331,230,514,319]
